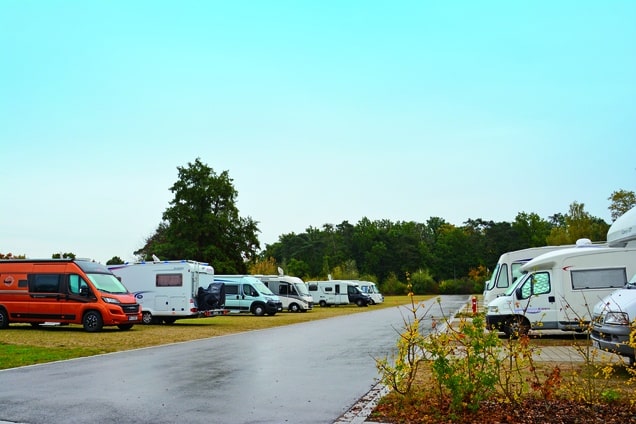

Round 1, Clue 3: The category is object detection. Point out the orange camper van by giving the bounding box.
[0,259,141,332]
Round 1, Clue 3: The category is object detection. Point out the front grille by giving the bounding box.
[121,304,140,314]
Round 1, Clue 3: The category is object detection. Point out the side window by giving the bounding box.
[156,273,182,287]
[68,274,90,295]
[225,284,238,295]
[519,278,532,300]
[30,274,63,293]
[532,272,550,295]
[324,286,333,293]
[279,284,288,295]
[347,286,356,295]
[243,285,257,297]
[308,284,317,292]
[497,264,509,288]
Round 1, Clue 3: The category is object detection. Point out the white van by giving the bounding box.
[590,206,636,365]
[214,275,283,316]
[108,260,227,324]
[486,246,636,337]
[306,280,371,307]
[255,274,313,312]
[482,240,601,306]
[354,281,384,304]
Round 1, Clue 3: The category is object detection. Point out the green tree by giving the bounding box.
[546,201,608,244]
[608,189,636,222]
[106,256,124,265]
[135,158,260,273]
[52,252,75,259]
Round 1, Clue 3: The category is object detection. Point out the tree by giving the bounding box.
[608,189,636,222]
[135,158,260,273]
[546,201,608,244]
[106,256,125,265]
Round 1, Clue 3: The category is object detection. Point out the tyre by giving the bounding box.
[142,311,153,325]
[319,300,327,308]
[252,303,266,316]
[117,324,134,330]
[503,316,530,338]
[356,299,365,307]
[0,308,9,329]
[289,303,300,313]
[82,311,103,332]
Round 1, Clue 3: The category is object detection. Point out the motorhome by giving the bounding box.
[482,240,600,306]
[255,274,313,312]
[214,275,283,316]
[590,206,636,365]
[486,245,636,338]
[306,280,371,307]
[354,280,384,304]
[0,259,141,332]
[108,260,227,324]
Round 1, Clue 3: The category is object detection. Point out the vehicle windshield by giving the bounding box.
[485,263,501,291]
[253,281,274,295]
[626,274,636,288]
[503,273,528,297]
[87,273,130,294]
[294,282,310,296]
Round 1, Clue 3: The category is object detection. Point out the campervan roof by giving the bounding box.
[607,207,636,248]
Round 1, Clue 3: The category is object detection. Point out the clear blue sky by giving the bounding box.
[1,1,635,264]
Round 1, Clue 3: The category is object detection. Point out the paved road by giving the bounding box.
[0,295,468,424]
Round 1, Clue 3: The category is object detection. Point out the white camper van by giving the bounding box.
[255,274,313,312]
[307,280,371,307]
[485,245,636,337]
[108,260,227,324]
[482,241,600,306]
[354,281,384,304]
[591,207,636,365]
[214,275,283,316]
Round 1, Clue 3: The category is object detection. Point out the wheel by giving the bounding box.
[0,308,9,329]
[503,316,530,338]
[319,300,327,308]
[117,324,134,330]
[142,311,153,325]
[252,303,266,316]
[356,299,365,307]
[289,303,300,313]
[82,311,103,332]
[163,317,176,325]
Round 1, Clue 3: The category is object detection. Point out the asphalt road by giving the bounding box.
[0,295,469,424]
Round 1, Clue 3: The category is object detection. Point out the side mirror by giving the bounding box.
[515,287,523,300]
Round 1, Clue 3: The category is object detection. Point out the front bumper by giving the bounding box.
[591,324,634,357]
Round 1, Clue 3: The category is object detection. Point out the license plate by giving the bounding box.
[128,316,139,321]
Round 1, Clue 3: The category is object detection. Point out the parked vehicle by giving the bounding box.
[306,280,371,307]
[214,275,283,316]
[486,245,636,338]
[482,240,600,306]
[256,273,313,312]
[590,206,636,365]
[354,280,384,304]
[0,258,141,332]
[108,259,227,324]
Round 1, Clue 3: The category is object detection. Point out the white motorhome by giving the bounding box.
[214,275,283,316]
[108,260,227,324]
[486,245,636,338]
[306,280,371,307]
[353,280,384,304]
[591,206,636,365]
[255,273,313,312]
[482,240,600,306]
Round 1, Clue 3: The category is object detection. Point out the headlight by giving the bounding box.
[488,305,499,313]
[102,296,121,304]
[604,312,629,325]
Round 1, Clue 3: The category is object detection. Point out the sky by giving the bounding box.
[1,1,635,264]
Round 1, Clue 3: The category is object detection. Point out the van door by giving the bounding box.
[515,271,558,329]
[223,283,246,312]
[59,273,92,320]
[28,273,63,320]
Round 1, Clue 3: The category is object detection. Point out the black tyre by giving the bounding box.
[252,303,266,316]
[289,303,300,313]
[319,300,327,308]
[503,316,530,338]
[117,324,134,330]
[142,311,153,325]
[83,311,103,332]
[0,308,9,329]
[356,299,365,307]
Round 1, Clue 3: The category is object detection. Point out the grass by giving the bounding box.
[0,295,427,370]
